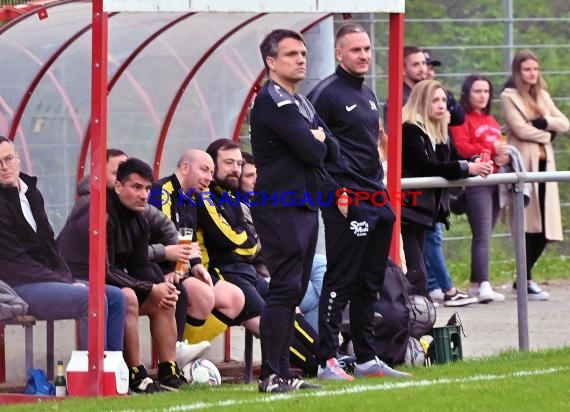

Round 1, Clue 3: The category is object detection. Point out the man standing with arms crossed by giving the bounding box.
[308,23,410,380]
[250,29,338,393]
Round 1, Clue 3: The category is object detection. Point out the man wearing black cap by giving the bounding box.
[423,49,441,80]
[422,49,464,126]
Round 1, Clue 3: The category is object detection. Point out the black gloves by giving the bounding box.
[531,117,548,130]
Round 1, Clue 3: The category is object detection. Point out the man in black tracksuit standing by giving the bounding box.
[250,29,338,393]
[308,23,410,380]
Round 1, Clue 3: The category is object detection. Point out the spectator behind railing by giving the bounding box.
[400,80,493,298]
[450,74,510,303]
[500,50,570,300]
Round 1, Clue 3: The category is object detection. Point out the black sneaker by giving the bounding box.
[158,360,186,392]
[286,376,322,390]
[129,364,162,394]
[258,374,296,393]
[443,290,478,307]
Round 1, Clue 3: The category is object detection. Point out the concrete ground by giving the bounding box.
[1,280,569,385]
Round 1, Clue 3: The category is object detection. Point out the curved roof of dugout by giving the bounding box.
[0,0,336,180]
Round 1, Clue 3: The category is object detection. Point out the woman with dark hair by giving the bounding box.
[450,74,510,303]
[500,51,569,300]
[400,79,493,298]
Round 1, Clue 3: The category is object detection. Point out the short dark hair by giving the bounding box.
[205,138,239,167]
[335,23,367,46]
[241,152,255,166]
[404,46,423,60]
[116,157,153,184]
[0,136,12,146]
[106,148,127,161]
[259,29,305,73]
[460,74,494,115]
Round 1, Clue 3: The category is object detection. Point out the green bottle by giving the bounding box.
[55,360,67,397]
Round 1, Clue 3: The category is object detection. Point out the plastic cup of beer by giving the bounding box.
[175,227,193,275]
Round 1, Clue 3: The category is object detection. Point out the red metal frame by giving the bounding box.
[87,0,108,396]
[387,13,404,264]
[77,12,196,182]
[153,13,266,178]
[0,0,75,35]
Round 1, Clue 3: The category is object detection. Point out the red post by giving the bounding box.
[88,0,108,396]
[387,13,404,264]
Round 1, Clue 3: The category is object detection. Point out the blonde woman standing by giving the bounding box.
[500,51,569,300]
[400,80,493,297]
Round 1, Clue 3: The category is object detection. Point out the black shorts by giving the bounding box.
[211,262,267,324]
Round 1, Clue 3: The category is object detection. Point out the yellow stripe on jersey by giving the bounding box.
[161,180,175,220]
[196,229,210,269]
[235,245,258,257]
[202,194,247,246]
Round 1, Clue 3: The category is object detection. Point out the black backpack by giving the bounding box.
[371,259,413,366]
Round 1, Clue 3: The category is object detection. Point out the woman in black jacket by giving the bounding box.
[400,79,493,297]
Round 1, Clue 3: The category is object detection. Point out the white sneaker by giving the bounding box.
[175,340,211,368]
[469,281,505,303]
[527,280,550,301]
[429,288,444,304]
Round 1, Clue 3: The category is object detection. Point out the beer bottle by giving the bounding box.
[55,360,67,397]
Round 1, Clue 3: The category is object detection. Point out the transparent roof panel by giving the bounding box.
[0,3,332,231]
[107,12,259,167]
[160,12,328,175]
[0,2,92,115]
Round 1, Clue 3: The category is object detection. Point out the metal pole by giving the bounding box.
[387,12,404,264]
[512,179,529,351]
[503,0,514,72]
[88,0,108,395]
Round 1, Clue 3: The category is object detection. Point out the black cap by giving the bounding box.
[423,50,442,67]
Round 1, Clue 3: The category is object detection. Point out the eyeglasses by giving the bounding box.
[0,154,16,168]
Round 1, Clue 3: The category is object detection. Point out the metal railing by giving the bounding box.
[401,171,570,352]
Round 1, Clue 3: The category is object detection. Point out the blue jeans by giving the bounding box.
[423,223,453,293]
[299,253,326,333]
[14,281,126,351]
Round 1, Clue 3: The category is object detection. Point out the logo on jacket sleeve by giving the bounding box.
[345,104,357,112]
[369,100,378,111]
[349,220,369,237]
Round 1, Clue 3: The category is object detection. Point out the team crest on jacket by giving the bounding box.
[349,220,369,237]
[369,100,378,111]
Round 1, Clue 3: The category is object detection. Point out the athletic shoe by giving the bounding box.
[354,356,412,379]
[286,376,322,390]
[129,364,163,394]
[336,354,357,374]
[443,290,478,307]
[258,374,296,393]
[175,339,211,368]
[468,281,505,303]
[157,360,186,392]
[429,288,445,304]
[514,280,550,301]
[317,357,354,381]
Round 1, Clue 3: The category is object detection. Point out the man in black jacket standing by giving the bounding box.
[0,136,125,355]
[250,29,338,393]
[308,24,410,380]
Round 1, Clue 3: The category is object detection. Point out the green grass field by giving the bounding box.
[4,347,570,411]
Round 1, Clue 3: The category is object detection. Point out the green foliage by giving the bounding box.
[362,1,570,284]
